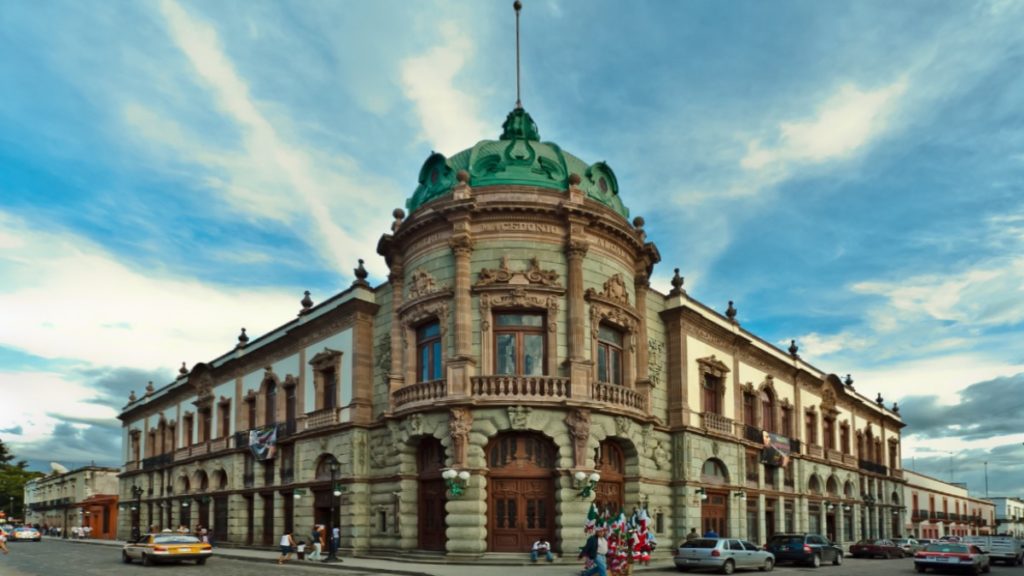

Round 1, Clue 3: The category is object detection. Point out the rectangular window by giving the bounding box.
[200,409,212,443]
[888,443,898,470]
[184,415,194,447]
[840,425,850,455]
[218,403,231,438]
[702,374,722,415]
[745,450,759,483]
[494,313,545,376]
[743,394,756,427]
[823,417,834,451]
[597,324,624,385]
[781,408,792,438]
[417,321,443,382]
[247,400,256,430]
[805,412,817,445]
[323,368,337,409]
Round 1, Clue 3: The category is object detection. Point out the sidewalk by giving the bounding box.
[55,536,675,576]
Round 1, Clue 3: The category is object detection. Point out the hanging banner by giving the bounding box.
[759,430,791,468]
[249,424,278,461]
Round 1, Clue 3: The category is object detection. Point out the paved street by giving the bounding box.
[2,539,1023,576]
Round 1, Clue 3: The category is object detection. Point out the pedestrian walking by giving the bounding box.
[307,525,322,561]
[0,527,9,555]
[579,526,609,576]
[277,530,297,564]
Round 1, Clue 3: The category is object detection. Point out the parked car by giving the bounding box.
[850,538,905,559]
[674,538,775,574]
[122,533,212,566]
[896,538,924,555]
[8,527,41,542]
[963,535,1024,566]
[914,542,990,574]
[765,533,844,567]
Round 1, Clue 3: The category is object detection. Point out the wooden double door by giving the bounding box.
[486,433,556,553]
[418,438,448,551]
[702,490,729,537]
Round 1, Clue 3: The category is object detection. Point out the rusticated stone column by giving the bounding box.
[447,232,476,396]
[388,262,405,401]
[634,273,653,413]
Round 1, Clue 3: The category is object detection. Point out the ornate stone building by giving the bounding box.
[116,106,906,557]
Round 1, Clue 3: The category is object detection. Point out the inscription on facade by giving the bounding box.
[478,221,559,234]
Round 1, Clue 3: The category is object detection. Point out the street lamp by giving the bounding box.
[130,484,144,541]
[323,456,343,563]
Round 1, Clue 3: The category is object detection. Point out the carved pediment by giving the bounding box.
[475,256,561,288]
[696,355,731,377]
[309,348,342,369]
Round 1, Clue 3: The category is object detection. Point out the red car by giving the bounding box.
[850,539,905,559]
[914,542,990,574]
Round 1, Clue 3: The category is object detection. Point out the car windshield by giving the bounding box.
[679,539,718,549]
[153,535,201,544]
[926,544,969,554]
[769,536,804,546]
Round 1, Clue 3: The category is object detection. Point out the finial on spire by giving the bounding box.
[514,0,523,109]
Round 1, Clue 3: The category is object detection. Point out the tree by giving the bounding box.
[0,438,44,521]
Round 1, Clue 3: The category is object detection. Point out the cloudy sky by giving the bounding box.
[2,1,1023,495]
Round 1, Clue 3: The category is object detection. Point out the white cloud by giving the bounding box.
[742,79,908,170]
[400,21,490,156]
[784,331,871,358]
[0,370,117,445]
[0,210,298,372]
[852,354,1024,405]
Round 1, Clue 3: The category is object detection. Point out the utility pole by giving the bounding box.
[984,461,989,498]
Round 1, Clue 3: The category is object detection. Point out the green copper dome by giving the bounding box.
[406,108,630,219]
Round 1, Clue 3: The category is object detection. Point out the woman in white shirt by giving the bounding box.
[277,530,297,564]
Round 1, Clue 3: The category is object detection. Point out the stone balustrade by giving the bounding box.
[304,407,340,431]
[472,375,572,400]
[701,412,734,436]
[590,381,646,412]
[393,379,448,408]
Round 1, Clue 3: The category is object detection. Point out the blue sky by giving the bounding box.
[2,0,1023,495]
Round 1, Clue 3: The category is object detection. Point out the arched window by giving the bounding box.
[826,477,839,497]
[742,391,756,427]
[808,475,822,495]
[701,458,729,484]
[597,324,624,385]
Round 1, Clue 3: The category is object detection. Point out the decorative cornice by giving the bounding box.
[584,274,630,306]
[696,355,730,378]
[406,268,449,302]
[474,256,561,288]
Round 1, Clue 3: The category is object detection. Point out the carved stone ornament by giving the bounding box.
[585,274,630,306]
[475,256,561,288]
[507,406,531,429]
[648,338,665,388]
[407,268,448,302]
[696,355,731,378]
[128,390,137,403]
[352,431,368,475]
[448,408,473,467]
[369,435,390,468]
[822,387,838,413]
[564,409,591,468]
[614,415,633,436]
[405,413,424,437]
[711,441,720,456]
[479,291,559,332]
[145,381,155,396]
[652,440,669,471]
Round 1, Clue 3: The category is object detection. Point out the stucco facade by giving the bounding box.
[116,108,906,558]
[24,465,120,539]
[902,470,995,539]
[990,496,1024,537]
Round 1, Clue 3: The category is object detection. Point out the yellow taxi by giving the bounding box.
[122,533,212,566]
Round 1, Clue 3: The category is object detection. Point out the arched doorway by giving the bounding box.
[807,475,823,535]
[417,437,447,551]
[487,432,557,552]
[312,454,341,543]
[212,470,229,543]
[825,477,840,542]
[700,458,730,537]
[891,492,901,538]
[594,440,625,517]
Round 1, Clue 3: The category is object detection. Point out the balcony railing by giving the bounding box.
[858,459,888,476]
[141,453,173,470]
[827,448,843,462]
[807,444,824,458]
[209,436,228,452]
[842,454,858,467]
[890,468,904,480]
[304,407,340,431]
[393,379,448,408]
[701,412,734,436]
[471,375,573,401]
[914,509,929,521]
[590,381,646,411]
[124,461,139,472]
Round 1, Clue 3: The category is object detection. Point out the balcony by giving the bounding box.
[807,444,824,459]
[141,453,173,470]
[890,468,904,480]
[858,459,888,476]
[827,448,843,462]
[473,375,573,401]
[842,454,858,467]
[304,407,340,431]
[124,461,139,472]
[590,381,645,412]
[701,412,734,436]
[393,379,448,408]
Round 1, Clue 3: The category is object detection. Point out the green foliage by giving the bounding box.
[0,438,44,520]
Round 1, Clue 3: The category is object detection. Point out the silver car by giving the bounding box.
[674,538,776,574]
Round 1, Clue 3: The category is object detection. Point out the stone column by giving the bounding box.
[819,503,827,538]
[387,262,405,402]
[447,233,476,396]
[634,274,652,405]
[777,495,786,533]
[565,233,591,397]
[836,504,845,545]
[757,493,767,545]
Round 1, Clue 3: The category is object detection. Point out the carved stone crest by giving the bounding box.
[475,256,561,288]
[507,406,531,429]
[614,416,632,436]
[585,274,630,305]
[407,268,447,301]
[652,440,669,471]
[405,413,424,437]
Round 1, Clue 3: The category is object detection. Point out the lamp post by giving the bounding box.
[130,484,144,541]
[324,456,342,563]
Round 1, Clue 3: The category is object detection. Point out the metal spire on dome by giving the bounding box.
[514,0,523,109]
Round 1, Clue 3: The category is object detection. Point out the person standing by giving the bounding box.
[331,525,341,559]
[0,527,9,555]
[685,528,699,541]
[277,530,296,565]
[579,526,609,576]
[306,525,321,561]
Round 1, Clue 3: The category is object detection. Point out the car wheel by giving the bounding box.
[833,552,843,566]
[143,553,154,566]
[810,553,821,568]
[720,559,735,575]
[196,558,207,566]
[122,551,132,564]
[759,558,774,572]
[915,565,927,573]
